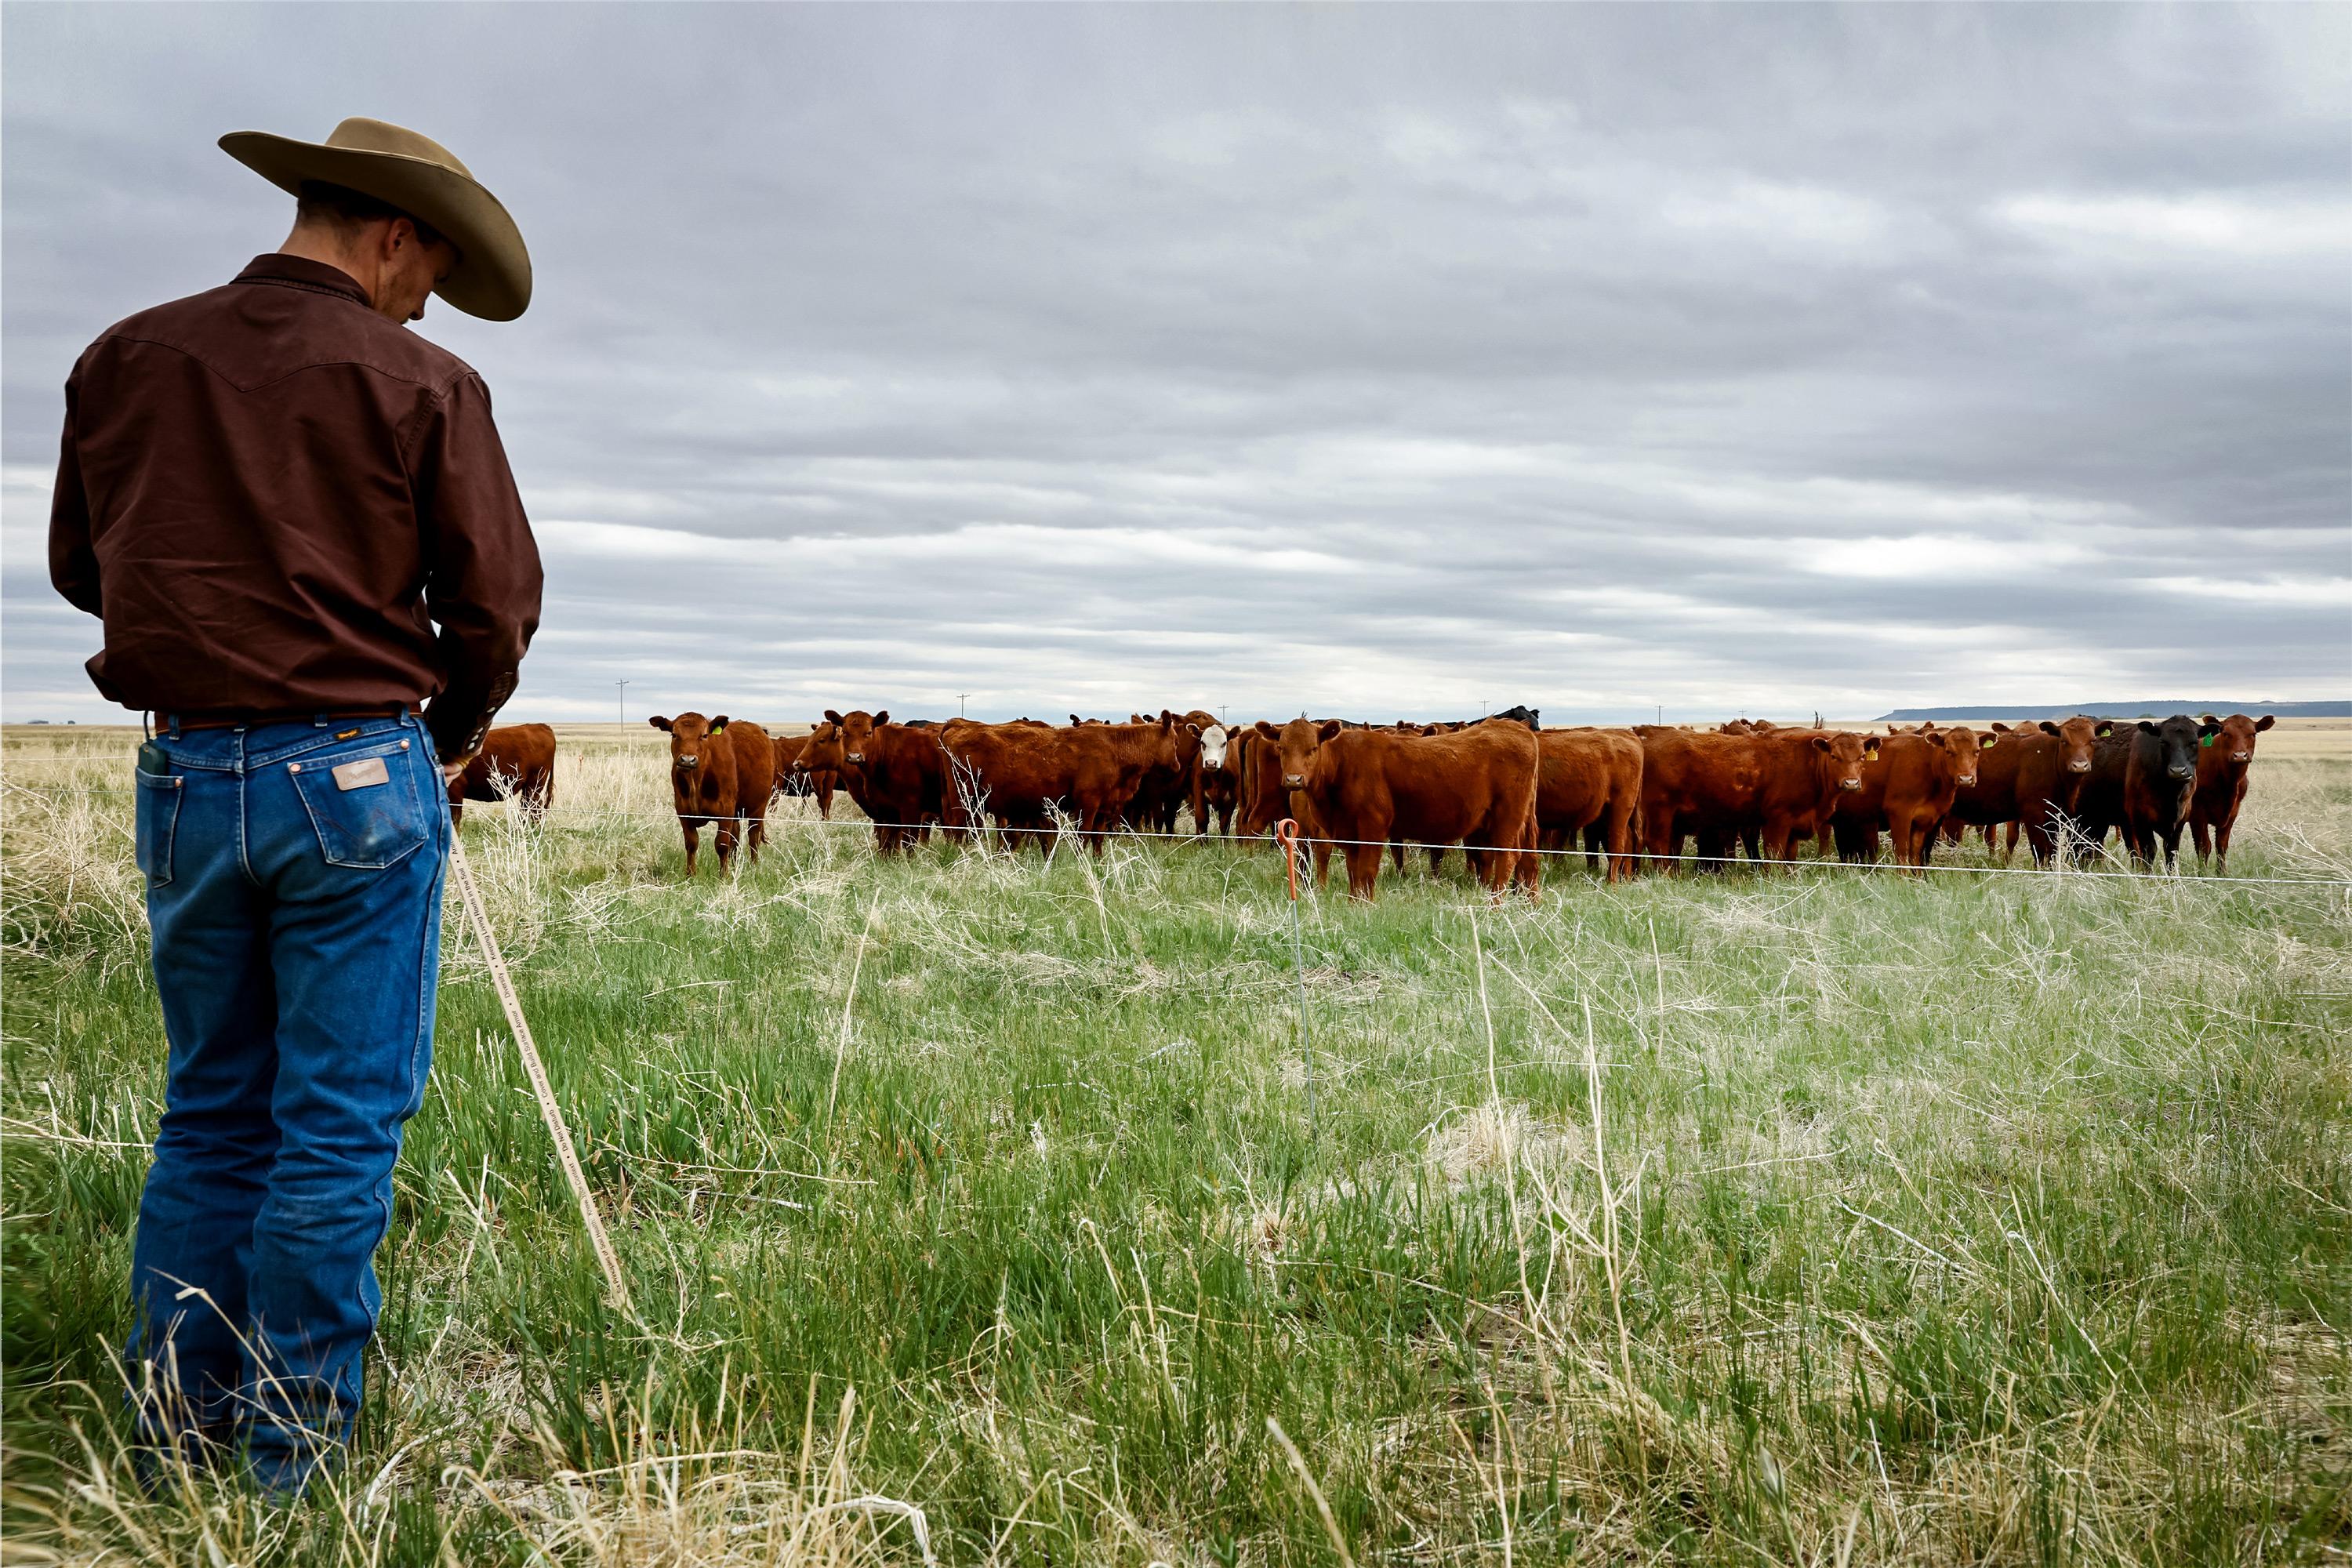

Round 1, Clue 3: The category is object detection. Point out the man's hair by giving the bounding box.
[294,180,448,249]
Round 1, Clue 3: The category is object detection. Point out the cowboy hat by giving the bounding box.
[219,117,531,321]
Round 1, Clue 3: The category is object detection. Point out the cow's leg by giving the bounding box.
[745,803,768,866]
[2190,817,2212,866]
[1602,799,1634,884]
[679,817,700,877]
[816,779,833,820]
[2160,823,2183,873]
[2212,815,2235,877]
[713,815,739,875]
[1311,837,1335,889]
[1343,841,1381,901]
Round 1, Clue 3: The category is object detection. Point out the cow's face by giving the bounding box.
[2041,716,2100,774]
[1257,717,1341,791]
[650,713,726,775]
[1199,724,1232,771]
[2139,716,2205,782]
[1813,731,1876,791]
[1938,725,1992,788]
[800,719,846,775]
[821,709,887,767]
[2201,713,2272,764]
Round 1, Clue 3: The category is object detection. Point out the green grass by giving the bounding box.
[3,730,2348,1564]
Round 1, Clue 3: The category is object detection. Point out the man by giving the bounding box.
[47,118,542,1497]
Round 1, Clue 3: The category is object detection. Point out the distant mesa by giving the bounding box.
[1875,699,2350,721]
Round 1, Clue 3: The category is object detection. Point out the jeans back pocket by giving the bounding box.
[134,768,182,886]
[289,741,430,869]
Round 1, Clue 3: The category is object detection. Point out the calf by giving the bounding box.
[2188,713,2274,874]
[448,722,556,829]
[1258,717,1539,901]
[1639,728,1877,869]
[649,713,778,876]
[1831,726,1990,866]
[1533,728,1642,882]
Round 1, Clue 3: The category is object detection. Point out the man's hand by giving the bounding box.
[441,759,469,786]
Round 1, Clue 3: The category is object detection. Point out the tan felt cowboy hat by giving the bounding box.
[219,117,531,321]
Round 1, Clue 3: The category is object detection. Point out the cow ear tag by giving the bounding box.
[2200,734,2214,747]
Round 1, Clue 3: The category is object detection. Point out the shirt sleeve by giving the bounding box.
[408,372,543,761]
[49,360,102,617]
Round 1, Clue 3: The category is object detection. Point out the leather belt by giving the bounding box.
[163,706,419,732]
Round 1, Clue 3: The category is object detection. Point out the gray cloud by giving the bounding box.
[5,3,2347,724]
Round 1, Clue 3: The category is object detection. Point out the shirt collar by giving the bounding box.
[232,254,373,309]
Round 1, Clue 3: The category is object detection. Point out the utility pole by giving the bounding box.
[616,679,630,728]
[1656,704,1663,726]
[957,691,970,718]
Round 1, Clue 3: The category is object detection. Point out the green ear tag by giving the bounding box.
[2200,734,2215,747]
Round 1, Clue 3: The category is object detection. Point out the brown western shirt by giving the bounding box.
[48,253,542,760]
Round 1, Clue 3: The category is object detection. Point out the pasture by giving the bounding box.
[4,722,2347,1565]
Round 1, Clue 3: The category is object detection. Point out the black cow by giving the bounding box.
[2073,715,2218,871]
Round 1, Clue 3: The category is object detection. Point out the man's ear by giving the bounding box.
[873,710,889,727]
[648,716,673,732]
[823,710,844,725]
[1318,720,1344,742]
[2256,715,2275,731]
[1254,720,1279,740]
[710,716,729,733]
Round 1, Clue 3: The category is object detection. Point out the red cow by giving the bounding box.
[1257,717,1539,901]
[648,713,778,876]
[1936,717,2100,864]
[1533,728,1642,883]
[938,717,1183,852]
[1123,710,1211,833]
[448,722,556,829]
[2188,713,2274,874]
[1233,723,1294,840]
[1830,726,1991,866]
[803,710,949,853]
[772,731,837,819]
[1638,728,1877,869]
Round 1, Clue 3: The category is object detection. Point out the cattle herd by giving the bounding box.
[445,707,2278,897]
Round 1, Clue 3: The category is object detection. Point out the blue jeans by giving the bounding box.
[126,713,447,1494]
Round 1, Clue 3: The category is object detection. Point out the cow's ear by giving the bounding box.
[648,716,673,732]
[1862,737,1882,757]
[823,710,844,725]
[1916,721,1936,733]
[2038,721,2061,735]
[1990,722,2011,733]
[1185,722,1202,737]
[2200,713,2220,728]
[1318,720,1343,742]
[1980,731,1999,750]
[1254,720,1279,740]
[710,716,729,733]
[2256,714,2275,731]
[873,710,889,727]
[2136,720,2158,735]
[1811,735,1833,753]
[2094,720,2114,738]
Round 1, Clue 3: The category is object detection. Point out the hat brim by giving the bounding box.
[220,131,532,321]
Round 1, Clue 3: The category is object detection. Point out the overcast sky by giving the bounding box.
[5,3,2347,724]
